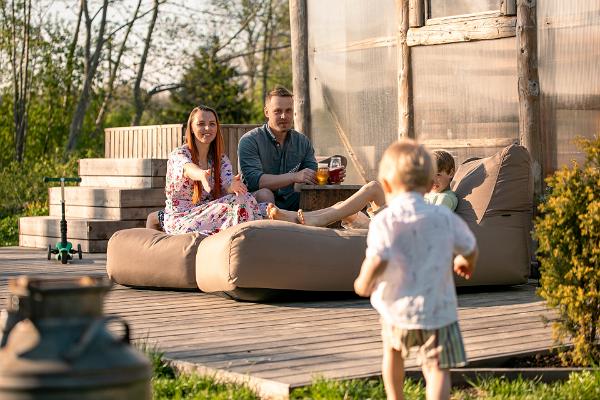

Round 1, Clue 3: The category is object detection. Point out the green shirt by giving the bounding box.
[424,189,458,211]
[238,124,317,210]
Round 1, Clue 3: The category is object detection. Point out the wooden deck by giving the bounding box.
[0,247,555,399]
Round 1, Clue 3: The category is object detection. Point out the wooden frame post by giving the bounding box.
[517,0,543,199]
[289,0,311,139]
[396,0,412,139]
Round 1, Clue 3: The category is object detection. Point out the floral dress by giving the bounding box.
[163,145,263,235]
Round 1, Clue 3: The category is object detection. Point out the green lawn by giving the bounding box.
[151,352,600,399]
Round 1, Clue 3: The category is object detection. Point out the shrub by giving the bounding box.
[535,135,600,366]
[0,155,78,246]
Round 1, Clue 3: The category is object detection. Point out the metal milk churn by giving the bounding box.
[0,276,151,399]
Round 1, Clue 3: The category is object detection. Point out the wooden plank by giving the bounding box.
[408,15,516,46]
[409,0,424,27]
[49,204,161,220]
[0,247,556,396]
[419,137,517,149]
[19,216,144,240]
[18,235,108,253]
[426,10,504,25]
[290,0,311,139]
[502,0,517,16]
[51,189,105,214]
[517,0,543,198]
[78,158,167,177]
[396,0,412,138]
[104,129,111,158]
[79,176,165,189]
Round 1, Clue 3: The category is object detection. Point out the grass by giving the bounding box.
[148,351,600,399]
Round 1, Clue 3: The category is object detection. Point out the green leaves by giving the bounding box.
[535,135,600,366]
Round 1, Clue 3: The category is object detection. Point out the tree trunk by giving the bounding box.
[66,0,109,153]
[3,0,33,162]
[260,0,273,105]
[95,0,141,135]
[131,0,159,126]
[289,0,310,138]
[63,2,83,110]
[517,0,543,199]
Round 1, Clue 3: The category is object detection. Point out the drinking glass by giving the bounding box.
[316,163,329,185]
[328,156,343,184]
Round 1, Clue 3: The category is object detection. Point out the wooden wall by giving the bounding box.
[104,124,261,172]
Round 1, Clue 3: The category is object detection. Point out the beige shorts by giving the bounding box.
[381,320,467,369]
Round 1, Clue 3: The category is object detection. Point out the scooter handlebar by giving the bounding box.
[43,177,82,183]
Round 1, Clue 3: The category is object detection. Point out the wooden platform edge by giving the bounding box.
[169,359,291,400]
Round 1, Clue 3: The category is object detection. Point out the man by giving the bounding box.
[238,86,318,211]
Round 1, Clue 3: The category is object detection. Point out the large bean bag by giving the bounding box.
[106,228,205,289]
[451,144,533,286]
[195,220,367,301]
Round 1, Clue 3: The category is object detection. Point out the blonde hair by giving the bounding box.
[378,139,435,191]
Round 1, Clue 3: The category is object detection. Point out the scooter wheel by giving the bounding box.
[47,245,52,260]
[77,244,82,259]
[60,250,68,264]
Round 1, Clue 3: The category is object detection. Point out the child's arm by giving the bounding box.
[453,245,478,280]
[354,255,388,297]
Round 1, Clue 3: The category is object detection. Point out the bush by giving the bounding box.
[0,155,79,246]
[534,135,600,366]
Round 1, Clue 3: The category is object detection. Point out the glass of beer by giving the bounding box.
[316,163,329,185]
[328,156,344,184]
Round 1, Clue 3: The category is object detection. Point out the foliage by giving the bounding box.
[0,155,79,246]
[455,370,600,400]
[290,376,423,399]
[534,135,600,366]
[168,38,255,125]
[149,351,259,400]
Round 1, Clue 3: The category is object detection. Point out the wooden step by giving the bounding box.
[19,234,108,253]
[49,204,161,220]
[19,216,145,240]
[49,187,165,208]
[79,176,165,188]
[79,158,167,176]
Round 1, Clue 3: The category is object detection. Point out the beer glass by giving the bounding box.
[316,163,329,185]
[328,156,343,184]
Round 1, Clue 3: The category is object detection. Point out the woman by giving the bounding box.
[162,105,264,235]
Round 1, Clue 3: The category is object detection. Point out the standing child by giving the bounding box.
[354,139,478,400]
[424,150,458,211]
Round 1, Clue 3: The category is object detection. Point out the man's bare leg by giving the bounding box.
[268,181,385,226]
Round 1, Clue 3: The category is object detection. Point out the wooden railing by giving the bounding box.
[104,124,261,170]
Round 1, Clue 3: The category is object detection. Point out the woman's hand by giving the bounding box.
[198,169,212,194]
[228,174,248,196]
[183,163,212,193]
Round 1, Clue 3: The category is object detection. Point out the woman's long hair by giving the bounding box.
[185,105,225,204]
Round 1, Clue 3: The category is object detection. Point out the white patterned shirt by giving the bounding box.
[367,192,476,329]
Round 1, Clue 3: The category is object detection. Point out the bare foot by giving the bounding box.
[267,203,302,224]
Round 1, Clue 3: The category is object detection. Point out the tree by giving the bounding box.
[169,38,253,124]
[0,0,34,162]
[131,0,160,126]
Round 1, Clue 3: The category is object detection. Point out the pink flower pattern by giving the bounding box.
[163,145,263,235]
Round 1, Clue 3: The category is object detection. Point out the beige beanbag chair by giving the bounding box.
[106,228,205,289]
[451,144,533,286]
[195,220,368,301]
